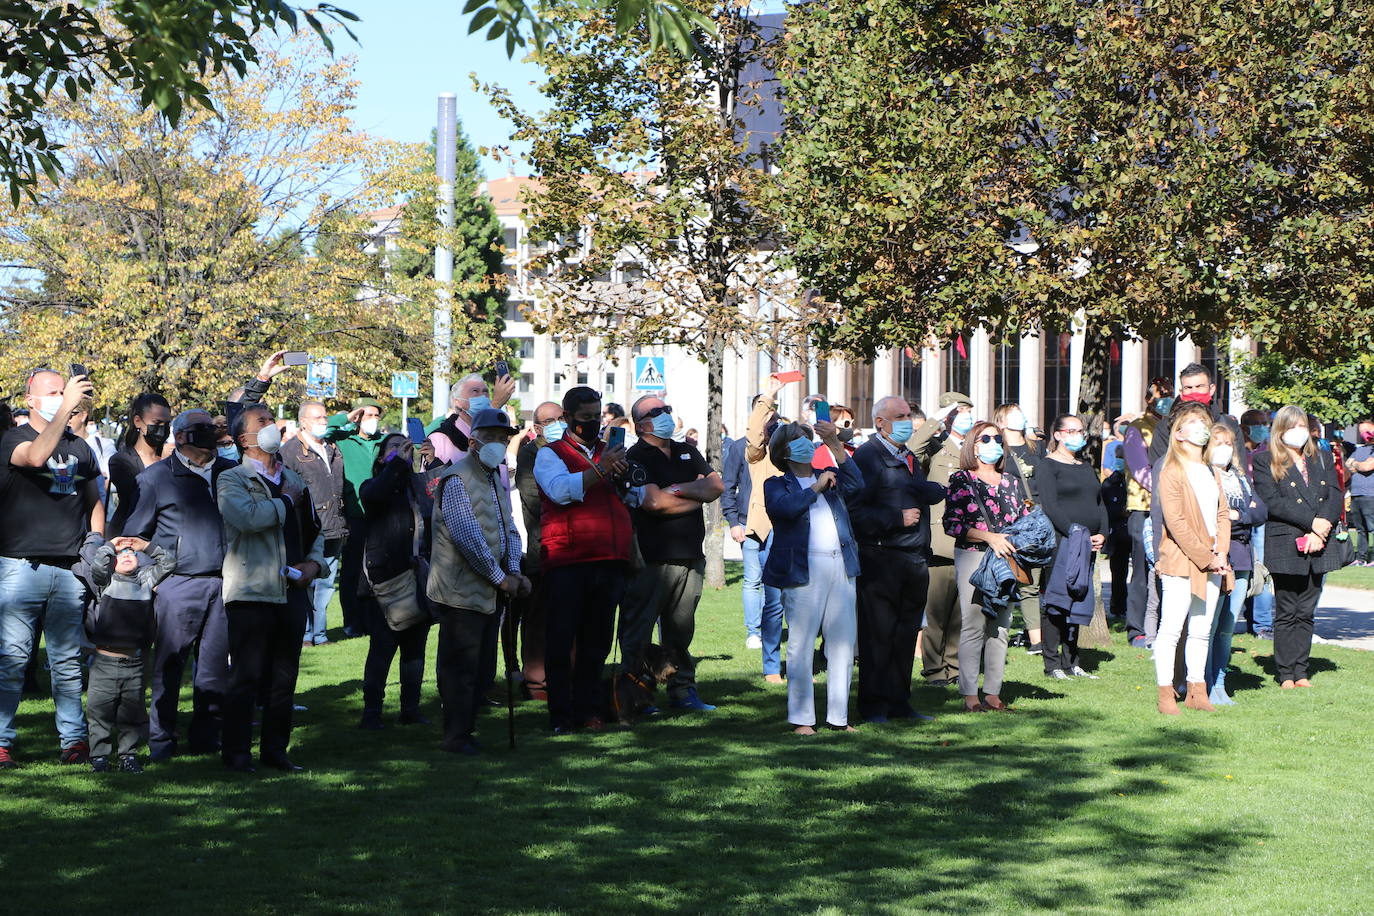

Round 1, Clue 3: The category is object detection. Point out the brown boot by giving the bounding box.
[1184,681,1215,712]
[1157,685,1180,715]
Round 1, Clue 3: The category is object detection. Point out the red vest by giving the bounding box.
[539,438,634,570]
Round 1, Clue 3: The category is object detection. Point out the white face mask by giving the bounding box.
[359,417,379,437]
[1183,422,1211,447]
[1004,409,1027,432]
[1209,445,1234,468]
[86,424,98,439]
[1281,426,1311,450]
[254,423,283,455]
[35,395,63,422]
[477,441,506,470]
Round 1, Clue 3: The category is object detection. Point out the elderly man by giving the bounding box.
[282,400,346,646]
[218,405,326,773]
[618,393,724,711]
[429,372,517,466]
[0,368,101,768]
[123,408,239,761]
[427,409,529,755]
[512,400,564,700]
[850,395,947,722]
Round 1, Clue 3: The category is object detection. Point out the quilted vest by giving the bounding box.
[539,438,634,570]
[427,458,511,615]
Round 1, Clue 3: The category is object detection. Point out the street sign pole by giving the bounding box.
[402,396,409,429]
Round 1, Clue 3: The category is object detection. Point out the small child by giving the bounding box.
[75,533,176,774]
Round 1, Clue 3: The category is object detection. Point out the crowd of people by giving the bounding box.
[0,353,1360,771]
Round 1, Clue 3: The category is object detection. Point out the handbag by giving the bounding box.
[368,565,428,632]
[1329,521,1356,568]
[970,473,1033,585]
[1248,560,1270,599]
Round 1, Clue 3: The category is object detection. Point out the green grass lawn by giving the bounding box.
[3,563,1373,914]
[1326,565,1374,590]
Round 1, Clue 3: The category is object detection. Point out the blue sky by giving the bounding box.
[340,0,547,175]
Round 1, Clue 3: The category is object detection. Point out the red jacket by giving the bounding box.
[539,438,634,570]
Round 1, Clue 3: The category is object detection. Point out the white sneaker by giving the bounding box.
[1070,666,1100,680]
[745,634,763,650]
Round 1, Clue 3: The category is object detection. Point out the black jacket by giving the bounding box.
[720,436,751,529]
[359,455,420,583]
[848,437,946,553]
[1252,450,1345,576]
[122,453,239,576]
[281,435,347,545]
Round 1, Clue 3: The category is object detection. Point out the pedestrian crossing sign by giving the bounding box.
[634,356,666,391]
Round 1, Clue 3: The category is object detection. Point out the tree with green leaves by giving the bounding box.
[1238,353,1374,426]
[484,2,799,587]
[773,0,1374,431]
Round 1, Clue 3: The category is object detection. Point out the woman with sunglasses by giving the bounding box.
[943,421,1035,711]
[1036,414,1110,680]
[106,392,173,536]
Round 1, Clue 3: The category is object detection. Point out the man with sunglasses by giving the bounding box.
[0,368,101,768]
[850,395,947,723]
[122,409,240,761]
[618,394,724,712]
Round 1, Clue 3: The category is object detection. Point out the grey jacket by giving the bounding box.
[217,462,326,604]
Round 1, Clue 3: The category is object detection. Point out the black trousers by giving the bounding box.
[1041,612,1080,674]
[856,546,929,719]
[544,561,626,730]
[87,653,147,758]
[1125,511,1151,641]
[222,593,308,761]
[149,575,230,756]
[434,604,499,747]
[362,598,430,716]
[339,517,376,633]
[1107,530,1130,618]
[1272,571,1323,682]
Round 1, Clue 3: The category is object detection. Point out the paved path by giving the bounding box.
[1314,585,1374,650]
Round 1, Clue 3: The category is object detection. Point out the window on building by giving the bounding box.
[1145,335,1178,394]
[994,342,1021,408]
[945,336,970,396]
[605,372,616,392]
[1197,340,1230,409]
[577,338,589,358]
[503,299,525,322]
[519,372,533,394]
[515,337,535,359]
[577,372,588,385]
[1043,331,1073,424]
[502,227,518,252]
[897,347,924,413]
[553,372,564,391]
[553,340,562,360]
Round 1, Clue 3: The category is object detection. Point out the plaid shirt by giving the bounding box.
[439,468,522,586]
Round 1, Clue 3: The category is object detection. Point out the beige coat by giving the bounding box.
[217,462,327,604]
[1155,459,1234,600]
[924,435,964,561]
[743,394,784,541]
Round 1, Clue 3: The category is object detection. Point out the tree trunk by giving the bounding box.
[1076,327,1110,440]
[703,335,727,589]
[1079,557,1113,649]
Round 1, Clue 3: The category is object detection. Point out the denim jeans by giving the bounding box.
[742,533,785,675]
[307,557,336,645]
[1206,576,1247,693]
[0,557,88,749]
[1248,529,1274,631]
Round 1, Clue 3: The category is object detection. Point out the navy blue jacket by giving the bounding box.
[762,460,864,588]
[720,436,750,529]
[1043,523,1095,625]
[122,453,239,577]
[849,436,946,553]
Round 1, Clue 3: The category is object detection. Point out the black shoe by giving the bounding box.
[223,754,257,774]
[90,755,110,773]
[1026,643,1044,656]
[398,710,431,726]
[358,712,386,731]
[439,738,481,756]
[149,746,174,763]
[118,755,144,774]
[261,753,305,773]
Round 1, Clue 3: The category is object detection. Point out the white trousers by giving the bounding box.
[1154,574,1221,686]
[783,551,857,727]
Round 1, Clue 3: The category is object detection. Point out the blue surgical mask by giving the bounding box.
[217,445,240,462]
[1155,397,1175,415]
[651,412,676,440]
[467,396,492,415]
[1317,437,1331,453]
[787,437,817,464]
[889,419,914,444]
[952,412,974,436]
[976,443,1004,465]
[1062,433,1087,453]
[542,420,567,443]
[1248,425,1269,444]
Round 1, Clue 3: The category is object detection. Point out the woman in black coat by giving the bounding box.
[357,433,433,729]
[1250,405,1344,688]
[106,392,172,536]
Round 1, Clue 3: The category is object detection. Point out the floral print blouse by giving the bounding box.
[943,470,1032,549]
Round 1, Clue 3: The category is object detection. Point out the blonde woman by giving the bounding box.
[1203,423,1267,705]
[1250,406,1343,688]
[1151,402,1232,714]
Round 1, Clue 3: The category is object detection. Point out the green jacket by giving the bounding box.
[325,413,382,519]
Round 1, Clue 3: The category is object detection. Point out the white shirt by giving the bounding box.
[793,474,841,552]
[175,448,214,484]
[1184,460,1219,541]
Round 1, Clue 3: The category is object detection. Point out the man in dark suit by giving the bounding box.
[849,395,947,723]
[123,408,240,761]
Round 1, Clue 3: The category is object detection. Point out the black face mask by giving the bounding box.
[836,427,855,443]
[185,423,217,450]
[571,417,600,444]
[143,422,170,448]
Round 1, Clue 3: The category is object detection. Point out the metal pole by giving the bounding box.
[401,396,409,431]
[433,92,457,420]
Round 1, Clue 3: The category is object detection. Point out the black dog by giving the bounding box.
[608,644,677,725]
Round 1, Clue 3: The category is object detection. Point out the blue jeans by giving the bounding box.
[307,557,337,644]
[1207,576,1247,693]
[1248,530,1274,631]
[0,557,88,749]
[742,534,784,675]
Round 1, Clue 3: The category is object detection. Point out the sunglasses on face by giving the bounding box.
[977,434,1003,445]
[642,405,673,420]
